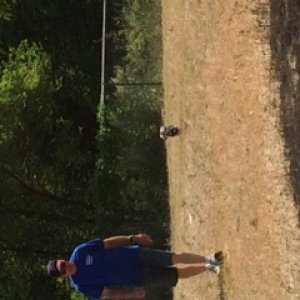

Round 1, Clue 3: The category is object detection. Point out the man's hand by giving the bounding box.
[131,234,153,246]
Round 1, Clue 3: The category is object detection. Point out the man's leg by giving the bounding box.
[176,264,219,278]
[172,251,224,265]
[172,252,206,264]
[138,248,223,268]
[176,265,207,278]
[141,265,218,288]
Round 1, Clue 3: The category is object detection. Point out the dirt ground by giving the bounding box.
[161,1,300,299]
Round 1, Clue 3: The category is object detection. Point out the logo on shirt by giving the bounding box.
[85,255,94,266]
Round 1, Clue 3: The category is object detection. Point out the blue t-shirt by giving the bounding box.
[69,239,142,299]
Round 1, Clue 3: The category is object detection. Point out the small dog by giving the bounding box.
[160,125,180,140]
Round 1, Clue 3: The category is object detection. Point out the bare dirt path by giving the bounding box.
[162,1,300,299]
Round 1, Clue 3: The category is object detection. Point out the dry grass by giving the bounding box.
[162,0,300,299]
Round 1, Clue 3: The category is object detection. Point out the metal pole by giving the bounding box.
[100,0,107,109]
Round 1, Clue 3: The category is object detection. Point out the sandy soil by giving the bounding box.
[161,1,300,299]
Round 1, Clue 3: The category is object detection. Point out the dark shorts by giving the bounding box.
[138,248,178,287]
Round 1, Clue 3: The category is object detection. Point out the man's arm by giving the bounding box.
[102,287,145,299]
[103,234,153,249]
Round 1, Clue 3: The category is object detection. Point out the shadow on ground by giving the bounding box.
[267,0,300,222]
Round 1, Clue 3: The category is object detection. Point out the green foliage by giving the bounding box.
[0,0,12,21]
[70,290,88,300]
[115,0,162,82]
[0,39,96,196]
[0,257,29,300]
[0,40,52,103]
[0,1,170,299]
[0,2,101,299]
[94,0,169,247]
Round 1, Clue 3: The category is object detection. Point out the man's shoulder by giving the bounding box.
[71,239,104,260]
[70,242,88,261]
[75,239,104,250]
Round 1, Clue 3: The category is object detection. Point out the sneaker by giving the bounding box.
[207,251,224,266]
[206,263,220,275]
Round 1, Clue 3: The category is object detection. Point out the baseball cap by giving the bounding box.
[47,260,64,278]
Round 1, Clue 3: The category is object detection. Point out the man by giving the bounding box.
[47,234,223,299]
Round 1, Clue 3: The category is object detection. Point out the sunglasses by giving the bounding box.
[56,261,66,275]
[48,260,66,277]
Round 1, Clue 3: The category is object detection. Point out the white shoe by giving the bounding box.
[206,263,220,275]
